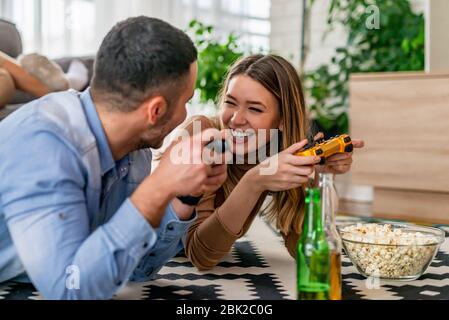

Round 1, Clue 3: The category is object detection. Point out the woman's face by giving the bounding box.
[221,74,282,155]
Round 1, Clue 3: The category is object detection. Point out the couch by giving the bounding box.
[0,18,94,120]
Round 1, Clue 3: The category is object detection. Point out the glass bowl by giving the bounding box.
[338,222,445,281]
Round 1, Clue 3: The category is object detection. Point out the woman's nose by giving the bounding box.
[231,111,247,126]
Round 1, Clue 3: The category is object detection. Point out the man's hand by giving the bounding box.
[163,128,228,196]
[169,129,228,220]
[131,129,228,225]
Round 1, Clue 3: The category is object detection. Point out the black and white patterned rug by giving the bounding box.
[1,215,448,300]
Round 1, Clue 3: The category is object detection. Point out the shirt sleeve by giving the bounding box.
[184,192,242,271]
[130,202,197,282]
[1,129,176,299]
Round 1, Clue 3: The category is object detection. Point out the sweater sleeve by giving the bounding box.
[184,192,244,270]
[183,115,241,270]
[182,115,261,270]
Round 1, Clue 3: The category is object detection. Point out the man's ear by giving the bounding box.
[144,96,168,125]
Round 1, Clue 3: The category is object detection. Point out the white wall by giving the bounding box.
[269,0,302,68]
[303,0,346,72]
[425,0,449,72]
[269,0,347,70]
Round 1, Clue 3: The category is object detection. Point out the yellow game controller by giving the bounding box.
[295,134,353,165]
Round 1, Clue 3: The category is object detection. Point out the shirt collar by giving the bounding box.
[80,88,115,176]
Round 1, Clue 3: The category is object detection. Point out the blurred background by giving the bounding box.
[1,0,448,222]
[0,0,430,128]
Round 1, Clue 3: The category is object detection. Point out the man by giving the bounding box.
[0,16,227,299]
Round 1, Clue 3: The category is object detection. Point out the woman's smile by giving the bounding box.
[230,128,256,145]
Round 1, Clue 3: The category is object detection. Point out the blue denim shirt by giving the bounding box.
[0,89,195,299]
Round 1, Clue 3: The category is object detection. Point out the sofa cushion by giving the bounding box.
[0,19,23,58]
[53,56,95,82]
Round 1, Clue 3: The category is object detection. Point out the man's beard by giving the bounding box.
[134,116,173,151]
[135,135,165,150]
[135,139,152,150]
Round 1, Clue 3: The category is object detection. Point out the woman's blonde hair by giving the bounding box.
[218,54,309,235]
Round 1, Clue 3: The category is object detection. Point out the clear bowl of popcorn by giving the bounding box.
[338,223,445,281]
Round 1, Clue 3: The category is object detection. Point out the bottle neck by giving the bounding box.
[304,188,323,235]
[319,173,337,227]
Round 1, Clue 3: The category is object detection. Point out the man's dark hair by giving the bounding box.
[91,16,197,112]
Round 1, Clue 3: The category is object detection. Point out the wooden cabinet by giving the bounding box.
[349,72,449,223]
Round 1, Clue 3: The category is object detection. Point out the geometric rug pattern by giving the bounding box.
[1,215,448,300]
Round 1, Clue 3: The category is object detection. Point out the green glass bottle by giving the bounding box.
[297,188,331,300]
[319,173,342,300]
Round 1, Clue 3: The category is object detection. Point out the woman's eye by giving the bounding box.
[224,101,236,106]
[249,107,263,113]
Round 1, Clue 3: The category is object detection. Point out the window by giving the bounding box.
[0,0,270,58]
[179,0,271,53]
[0,0,96,58]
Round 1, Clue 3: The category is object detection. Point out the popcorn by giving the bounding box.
[340,223,441,279]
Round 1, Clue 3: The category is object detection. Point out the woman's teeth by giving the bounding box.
[231,129,254,138]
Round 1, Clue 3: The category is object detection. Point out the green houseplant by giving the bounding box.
[304,0,425,136]
[187,20,244,105]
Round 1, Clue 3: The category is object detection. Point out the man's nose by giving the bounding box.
[231,111,247,126]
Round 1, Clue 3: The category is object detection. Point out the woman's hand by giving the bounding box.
[250,139,322,193]
[313,132,365,175]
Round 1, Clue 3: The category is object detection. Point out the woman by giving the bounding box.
[0,51,88,108]
[183,54,364,270]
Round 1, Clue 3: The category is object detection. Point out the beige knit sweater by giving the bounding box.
[182,116,300,271]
